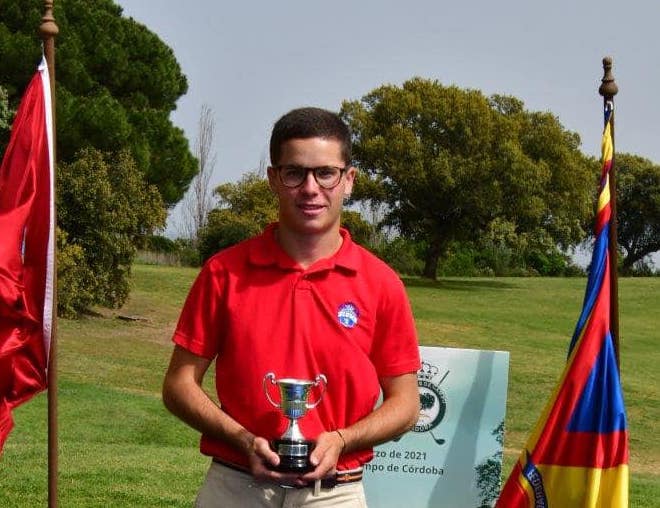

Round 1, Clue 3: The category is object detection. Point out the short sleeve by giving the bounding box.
[371,274,421,377]
[172,260,225,359]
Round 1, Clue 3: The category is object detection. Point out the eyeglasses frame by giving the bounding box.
[272,164,349,190]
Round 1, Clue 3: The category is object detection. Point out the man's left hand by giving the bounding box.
[300,430,346,483]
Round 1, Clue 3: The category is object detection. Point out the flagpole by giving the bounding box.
[598,56,620,370]
[39,2,58,507]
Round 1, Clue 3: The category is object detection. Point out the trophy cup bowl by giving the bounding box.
[263,372,327,472]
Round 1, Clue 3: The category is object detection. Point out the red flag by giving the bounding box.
[0,57,55,452]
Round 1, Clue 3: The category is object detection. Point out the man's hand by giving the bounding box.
[246,436,279,479]
[301,430,346,482]
[246,431,345,487]
[246,436,307,486]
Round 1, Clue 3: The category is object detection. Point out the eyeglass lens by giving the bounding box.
[279,166,343,189]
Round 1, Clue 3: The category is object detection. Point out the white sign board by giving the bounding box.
[364,346,510,508]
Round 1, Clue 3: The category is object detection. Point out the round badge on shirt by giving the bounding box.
[337,302,359,328]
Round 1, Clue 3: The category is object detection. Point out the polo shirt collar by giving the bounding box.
[248,223,360,273]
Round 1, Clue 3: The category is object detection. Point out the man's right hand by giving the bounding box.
[247,436,309,487]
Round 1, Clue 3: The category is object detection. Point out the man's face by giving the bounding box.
[267,137,355,237]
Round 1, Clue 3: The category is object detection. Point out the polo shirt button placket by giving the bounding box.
[296,274,312,291]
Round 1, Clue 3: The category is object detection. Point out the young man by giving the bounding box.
[163,107,421,507]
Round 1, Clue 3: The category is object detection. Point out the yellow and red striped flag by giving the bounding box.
[496,101,629,507]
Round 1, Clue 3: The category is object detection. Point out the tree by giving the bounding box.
[180,104,217,242]
[341,210,376,247]
[0,0,196,205]
[615,153,660,272]
[215,171,278,226]
[0,85,11,132]
[198,209,265,262]
[474,420,505,508]
[341,78,594,278]
[57,148,166,313]
[198,172,278,261]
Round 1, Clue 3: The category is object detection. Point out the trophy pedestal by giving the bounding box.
[272,438,315,472]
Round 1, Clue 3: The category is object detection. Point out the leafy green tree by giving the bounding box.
[215,172,278,226]
[57,148,166,313]
[198,209,265,262]
[0,85,11,131]
[0,0,196,205]
[614,153,660,272]
[474,420,505,508]
[340,210,375,247]
[341,78,594,279]
[56,227,95,318]
[373,237,425,276]
[198,172,278,261]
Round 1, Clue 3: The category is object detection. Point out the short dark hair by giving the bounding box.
[269,107,352,166]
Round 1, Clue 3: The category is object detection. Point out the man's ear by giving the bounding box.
[266,166,278,193]
[343,166,357,195]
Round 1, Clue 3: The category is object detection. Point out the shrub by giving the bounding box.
[627,259,658,277]
[374,237,424,276]
[144,234,177,253]
[56,228,95,319]
[197,209,262,262]
[341,210,375,247]
[438,244,479,277]
[173,238,202,267]
[56,148,166,315]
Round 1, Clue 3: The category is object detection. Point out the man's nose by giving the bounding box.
[301,169,319,191]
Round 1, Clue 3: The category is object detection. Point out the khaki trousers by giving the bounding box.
[195,461,368,508]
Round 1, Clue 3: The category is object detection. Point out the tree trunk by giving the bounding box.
[423,239,442,280]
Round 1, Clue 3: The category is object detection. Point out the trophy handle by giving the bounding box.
[306,374,327,409]
[263,372,281,408]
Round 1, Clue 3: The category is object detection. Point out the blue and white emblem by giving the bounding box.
[337,302,359,329]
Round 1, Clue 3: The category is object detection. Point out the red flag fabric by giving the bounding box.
[0,58,55,452]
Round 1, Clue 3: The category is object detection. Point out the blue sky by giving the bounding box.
[115,0,660,239]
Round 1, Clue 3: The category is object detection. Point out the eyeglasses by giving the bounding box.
[273,164,347,189]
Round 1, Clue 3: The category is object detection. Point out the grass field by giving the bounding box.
[0,264,657,506]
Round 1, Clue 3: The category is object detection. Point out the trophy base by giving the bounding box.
[271,438,315,472]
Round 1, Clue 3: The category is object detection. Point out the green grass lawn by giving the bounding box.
[0,265,657,506]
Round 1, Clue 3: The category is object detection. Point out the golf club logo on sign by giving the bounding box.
[414,361,448,445]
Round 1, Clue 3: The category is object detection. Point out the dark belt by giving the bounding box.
[212,457,363,489]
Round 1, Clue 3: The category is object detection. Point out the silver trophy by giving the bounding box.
[263,372,327,472]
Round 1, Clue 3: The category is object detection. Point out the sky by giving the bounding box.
[115,0,660,239]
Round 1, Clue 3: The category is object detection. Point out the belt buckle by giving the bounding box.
[320,476,338,489]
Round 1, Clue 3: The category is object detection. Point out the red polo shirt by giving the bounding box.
[173,224,420,470]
